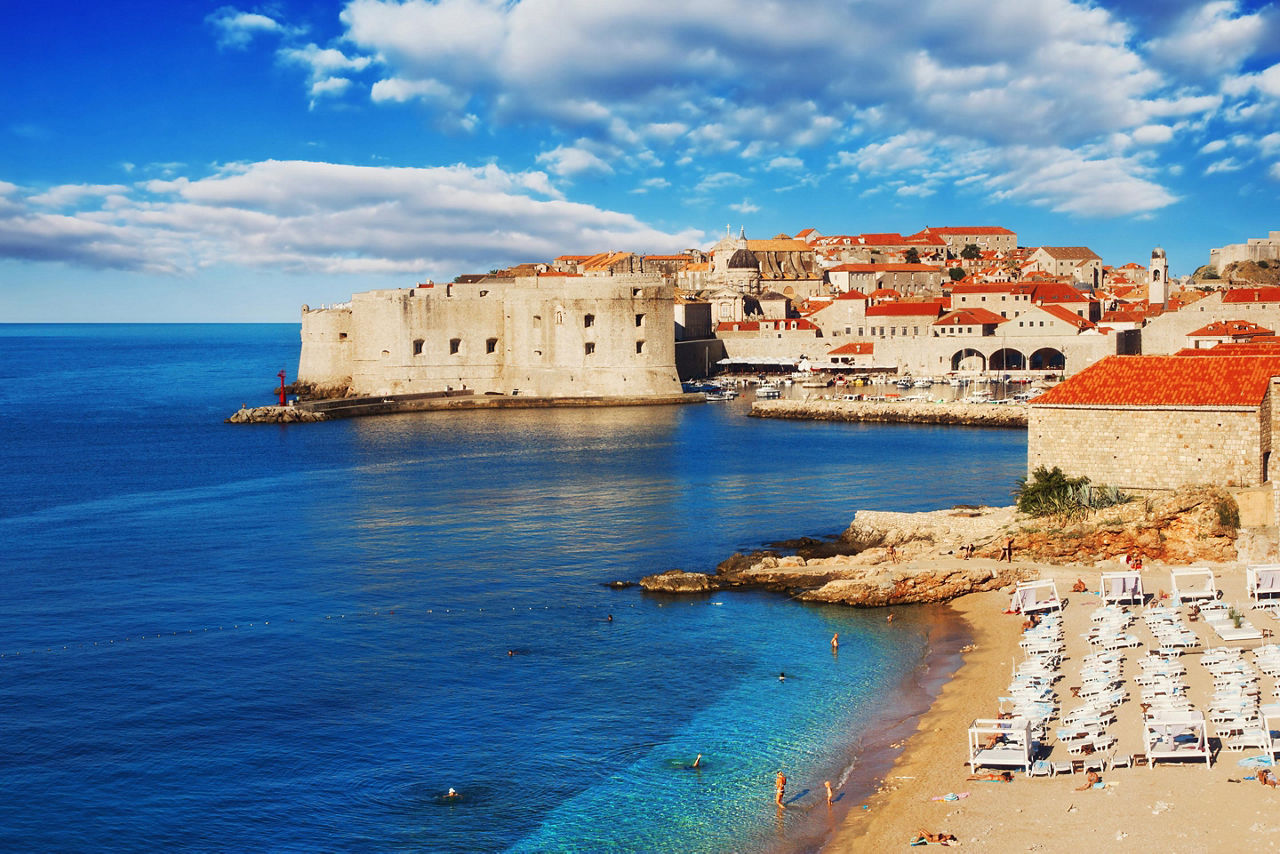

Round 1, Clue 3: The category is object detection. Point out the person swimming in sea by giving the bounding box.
[444,787,460,800]
[691,753,702,769]
[778,671,787,681]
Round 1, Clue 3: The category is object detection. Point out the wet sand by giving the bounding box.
[825,560,1280,853]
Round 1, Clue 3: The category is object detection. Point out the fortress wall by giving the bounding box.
[1028,405,1264,490]
[315,276,681,399]
[297,306,353,390]
[1140,294,1280,354]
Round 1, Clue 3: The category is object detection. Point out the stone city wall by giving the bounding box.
[1028,405,1266,490]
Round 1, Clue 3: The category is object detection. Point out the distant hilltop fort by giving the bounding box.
[296,224,1280,402]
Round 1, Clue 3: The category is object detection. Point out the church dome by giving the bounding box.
[727,248,759,270]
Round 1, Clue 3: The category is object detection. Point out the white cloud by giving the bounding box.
[694,171,748,193]
[1146,1,1275,81]
[1269,162,1280,180]
[28,183,129,208]
[206,7,284,49]
[0,161,702,275]
[729,200,760,213]
[536,145,615,178]
[1200,139,1229,154]
[766,156,804,171]
[310,77,353,100]
[1260,133,1280,156]
[1131,124,1174,145]
[1204,157,1243,174]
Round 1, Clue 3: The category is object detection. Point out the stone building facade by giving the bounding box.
[298,274,681,398]
[1210,231,1280,273]
[1028,354,1280,490]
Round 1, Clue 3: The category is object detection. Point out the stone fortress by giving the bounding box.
[298,274,680,399]
[1210,231,1280,273]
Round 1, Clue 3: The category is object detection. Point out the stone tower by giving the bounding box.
[1149,247,1168,309]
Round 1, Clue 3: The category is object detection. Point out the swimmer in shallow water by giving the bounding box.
[692,753,702,769]
[778,672,787,681]
[445,788,460,800]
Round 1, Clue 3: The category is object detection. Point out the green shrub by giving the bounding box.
[1216,496,1240,529]
[1014,466,1132,519]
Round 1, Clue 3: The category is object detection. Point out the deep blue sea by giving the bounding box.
[0,324,1026,852]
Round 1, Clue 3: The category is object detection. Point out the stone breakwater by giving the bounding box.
[226,406,329,424]
[750,399,1027,427]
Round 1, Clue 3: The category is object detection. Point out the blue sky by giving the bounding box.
[3,0,1279,321]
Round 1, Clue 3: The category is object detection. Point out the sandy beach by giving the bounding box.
[826,558,1280,853]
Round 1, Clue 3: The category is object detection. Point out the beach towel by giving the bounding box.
[930,792,970,801]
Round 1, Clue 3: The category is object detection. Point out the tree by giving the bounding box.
[948,267,966,281]
[960,243,981,261]
[904,247,920,264]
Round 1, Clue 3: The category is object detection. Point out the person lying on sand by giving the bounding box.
[1258,769,1278,789]
[967,770,1012,782]
[1075,771,1102,791]
[1071,578,1087,593]
[912,828,959,845]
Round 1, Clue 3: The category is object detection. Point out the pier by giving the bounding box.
[750,398,1028,427]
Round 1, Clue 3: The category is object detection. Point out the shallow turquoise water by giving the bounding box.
[0,324,1026,851]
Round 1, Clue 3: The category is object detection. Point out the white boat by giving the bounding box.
[912,378,932,388]
[756,384,781,399]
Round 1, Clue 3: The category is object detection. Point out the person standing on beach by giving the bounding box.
[824,780,834,805]
[775,772,787,807]
[999,536,1014,562]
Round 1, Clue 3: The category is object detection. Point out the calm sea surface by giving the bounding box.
[0,324,1026,852]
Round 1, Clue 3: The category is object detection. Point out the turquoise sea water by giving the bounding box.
[0,324,1026,851]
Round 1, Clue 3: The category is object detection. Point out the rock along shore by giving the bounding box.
[749,398,1027,427]
[639,485,1257,606]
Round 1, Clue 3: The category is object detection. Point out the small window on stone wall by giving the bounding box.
[533,315,542,328]
[339,332,348,340]
[635,340,644,354]
[413,338,424,355]
[635,313,645,328]
[486,338,498,354]
[584,314,595,328]
[449,338,461,355]
[585,342,596,355]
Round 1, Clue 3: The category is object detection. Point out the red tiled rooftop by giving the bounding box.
[865,300,945,318]
[1187,320,1275,338]
[827,342,874,355]
[1031,355,1280,407]
[925,226,1015,236]
[934,307,1008,326]
[1222,287,1280,304]
[1037,303,1095,330]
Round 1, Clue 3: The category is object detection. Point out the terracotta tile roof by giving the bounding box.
[1187,320,1275,338]
[855,233,906,245]
[1037,246,1102,261]
[1099,308,1148,324]
[827,341,874,355]
[834,290,869,300]
[924,226,1016,236]
[1222,287,1280,304]
[1031,355,1280,408]
[716,319,819,332]
[865,300,945,318]
[934,307,1008,326]
[1037,303,1095,330]
[1029,282,1091,303]
[951,283,1020,294]
[869,288,901,299]
[827,263,942,273]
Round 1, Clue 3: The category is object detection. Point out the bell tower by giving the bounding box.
[1149,247,1168,309]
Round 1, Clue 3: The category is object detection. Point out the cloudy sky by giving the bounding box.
[4,0,1279,321]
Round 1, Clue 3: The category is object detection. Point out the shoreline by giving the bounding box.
[824,587,1016,851]
[782,603,976,854]
[824,561,1280,852]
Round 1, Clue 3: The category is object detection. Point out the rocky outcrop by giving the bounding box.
[289,380,351,400]
[750,399,1027,427]
[640,569,719,592]
[1009,485,1240,565]
[798,565,1031,606]
[226,406,329,424]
